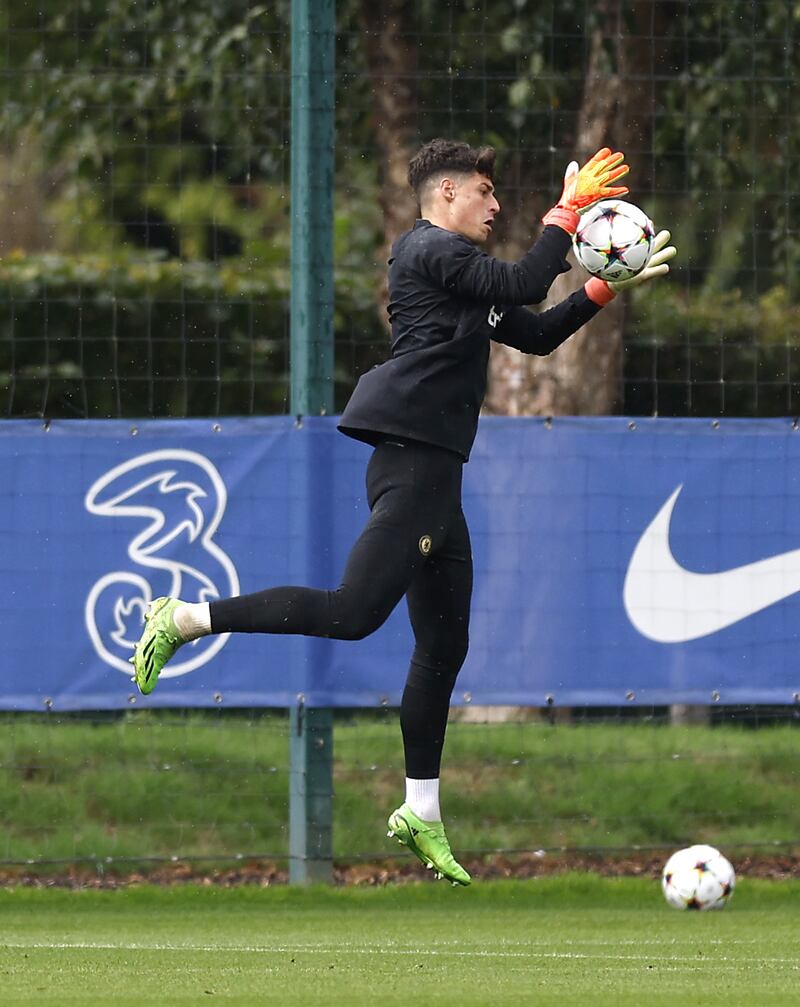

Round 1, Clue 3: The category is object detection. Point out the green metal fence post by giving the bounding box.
[290,0,335,417]
[289,0,335,885]
[289,704,334,884]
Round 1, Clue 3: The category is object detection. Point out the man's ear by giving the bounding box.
[439,177,457,202]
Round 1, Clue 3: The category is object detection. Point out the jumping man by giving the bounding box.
[132,139,676,886]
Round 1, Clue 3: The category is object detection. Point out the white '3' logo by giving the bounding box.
[84,450,240,678]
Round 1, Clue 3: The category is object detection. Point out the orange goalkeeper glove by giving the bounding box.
[542,148,630,234]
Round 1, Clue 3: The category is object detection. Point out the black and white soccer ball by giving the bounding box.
[661,844,736,910]
[573,199,655,282]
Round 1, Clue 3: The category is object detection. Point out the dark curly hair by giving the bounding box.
[407,139,496,204]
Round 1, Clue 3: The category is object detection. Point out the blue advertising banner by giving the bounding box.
[2,416,799,710]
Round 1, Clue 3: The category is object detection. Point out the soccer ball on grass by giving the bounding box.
[573,199,655,282]
[661,844,736,910]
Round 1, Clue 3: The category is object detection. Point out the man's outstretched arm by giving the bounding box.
[426,149,631,307]
[493,231,677,356]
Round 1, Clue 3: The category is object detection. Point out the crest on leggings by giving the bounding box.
[419,534,432,556]
[83,449,239,679]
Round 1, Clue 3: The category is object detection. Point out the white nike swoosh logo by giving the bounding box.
[624,484,800,643]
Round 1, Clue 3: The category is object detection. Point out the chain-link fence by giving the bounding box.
[2,2,799,420]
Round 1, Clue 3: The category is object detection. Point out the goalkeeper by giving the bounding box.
[132,138,676,886]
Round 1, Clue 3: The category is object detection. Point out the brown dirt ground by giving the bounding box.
[1,851,798,889]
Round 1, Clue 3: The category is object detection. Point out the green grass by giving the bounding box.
[0,714,799,868]
[0,878,797,1006]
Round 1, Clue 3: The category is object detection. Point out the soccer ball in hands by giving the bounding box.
[661,844,736,910]
[573,199,655,282]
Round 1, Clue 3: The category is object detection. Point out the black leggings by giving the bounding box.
[210,438,473,778]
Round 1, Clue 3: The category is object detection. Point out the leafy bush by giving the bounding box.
[0,252,386,419]
[624,284,800,418]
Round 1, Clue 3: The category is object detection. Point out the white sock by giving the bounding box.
[405,778,441,822]
[172,602,211,642]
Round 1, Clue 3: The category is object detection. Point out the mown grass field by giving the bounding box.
[0,878,798,1006]
[0,714,798,871]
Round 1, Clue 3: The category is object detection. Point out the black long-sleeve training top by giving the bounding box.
[338,219,602,460]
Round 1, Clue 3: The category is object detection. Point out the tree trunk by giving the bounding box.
[485,0,663,417]
[0,133,51,255]
[358,0,419,330]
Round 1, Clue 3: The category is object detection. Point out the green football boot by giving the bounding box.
[387,803,471,887]
[130,597,185,695]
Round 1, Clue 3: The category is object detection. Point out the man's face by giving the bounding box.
[439,172,501,244]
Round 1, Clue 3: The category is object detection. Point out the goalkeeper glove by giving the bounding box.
[584,230,677,306]
[542,148,630,234]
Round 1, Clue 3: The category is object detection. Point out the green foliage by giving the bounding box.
[626,283,800,417]
[1,0,799,417]
[652,4,800,296]
[2,1,289,180]
[0,251,287,418]
[633,283,800,349]
[0,246,386,418]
